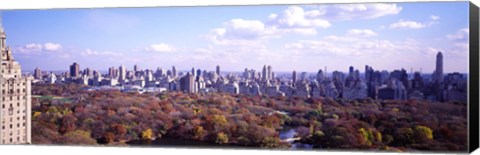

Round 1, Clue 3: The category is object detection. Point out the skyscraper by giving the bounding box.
[262,65,267,81]
[134,64,139,72]
[292,70,297,85]
[267,65,272,81]
[196,69,202,77]
[180,73,195,93]
[434,52,444,83]
[316,69,324,83]
[108,66,117,78]
[0,26,32,144]
[349,66,354,77]
[172,66,177,77]
[191,67,196,77]
[84,67,93,78]
[119,65,126,81]
[69,62,80,78]
[216,65,220,76]
[33,67,42,80]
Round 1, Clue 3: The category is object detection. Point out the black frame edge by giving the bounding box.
[469,1,480,153]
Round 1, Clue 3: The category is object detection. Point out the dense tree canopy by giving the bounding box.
[31,83,467,152]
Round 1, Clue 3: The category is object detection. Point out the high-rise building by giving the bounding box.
[69,62,80,78]
[267,65,272,81]
[196,69,202,77]
[180,73,195,93]
[119,65,126,81]
[349,66,354,77]
[434,52,444,83]
[316,69,324,83]
[172,66,177,77]
[216,65,220,76]
[33,67,42,80]
[262,65,267,81]
[292,70,297,85]
[108,66,117,78]
[84,67,93,78]
[0,26,32,144]
[134,64,139,73]
[191,67,196,77]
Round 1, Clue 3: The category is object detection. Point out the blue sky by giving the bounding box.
[0,2,470,73]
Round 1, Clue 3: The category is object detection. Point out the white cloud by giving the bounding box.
[389,20,427,29]
[16,42,62,53]
[347,29,377,37]
[208,4,402,46]
[389,15,440,30]
[318,3,402,21]
[23,43,43,52]
[81,48,124,56]
[222,19,267,40]
[144,43,176,53]
[43,42,62,51]
[445,28,469,59]
[447,28,469,42]
[269,6,331,29]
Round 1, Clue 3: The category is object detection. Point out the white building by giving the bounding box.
[0,26,32,144]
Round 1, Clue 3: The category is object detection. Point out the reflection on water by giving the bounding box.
[279,128,313,150]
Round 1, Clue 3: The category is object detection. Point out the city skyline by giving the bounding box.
[1,2,470,73]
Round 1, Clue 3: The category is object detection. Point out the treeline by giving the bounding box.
[31,83,467,152]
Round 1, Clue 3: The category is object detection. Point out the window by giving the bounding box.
[9,138,12,143]
[8,107,13,115]
[9,124,12,129]
[2,126,4,129]
[2,105,4,109]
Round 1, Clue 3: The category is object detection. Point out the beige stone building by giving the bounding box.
[0,25,32,144]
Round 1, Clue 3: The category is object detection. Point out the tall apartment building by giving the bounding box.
[0,25,32,144]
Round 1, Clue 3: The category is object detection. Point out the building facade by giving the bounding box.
[0,26,32,144]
